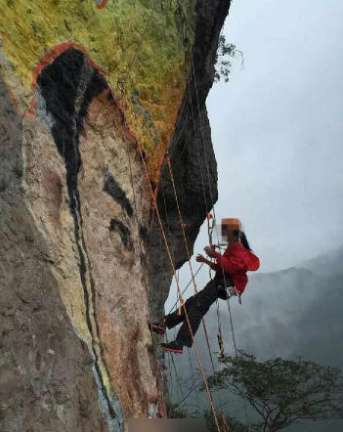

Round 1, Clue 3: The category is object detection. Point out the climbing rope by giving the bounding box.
[190,56,239,357]
[172,378,204,411]
[188,50,245,423]
[160,186,179,272]
[165,153,216,374]
[118,67,222,432]
[135,140,222,432]
[110,6,236,428]
[123,116,221,428]
[167,263,204,314]
[165,332,186,405]
[184,68,229,358]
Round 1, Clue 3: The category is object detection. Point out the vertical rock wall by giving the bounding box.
[0,0,231,430]
[0,77,111,432]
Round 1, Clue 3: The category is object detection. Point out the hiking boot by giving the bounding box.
[161,341,183,354]
[149,321,166,336]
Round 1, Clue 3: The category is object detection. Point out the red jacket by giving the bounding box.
[212,242,260,294]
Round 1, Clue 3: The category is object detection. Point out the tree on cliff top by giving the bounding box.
[215,34,243,82]
[205,352,343,432]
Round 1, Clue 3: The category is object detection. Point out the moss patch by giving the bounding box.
[0,0,196,181]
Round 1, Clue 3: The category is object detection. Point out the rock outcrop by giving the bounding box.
[0,1,230,430]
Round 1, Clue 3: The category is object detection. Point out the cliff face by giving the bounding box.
[0,1,230,430]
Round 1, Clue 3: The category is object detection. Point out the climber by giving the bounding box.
[149,218,260,354]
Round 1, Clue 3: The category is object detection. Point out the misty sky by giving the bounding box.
[207,0,343,272]
[166,0,343,308]
[166,6,343,428]
[166,5,343,430]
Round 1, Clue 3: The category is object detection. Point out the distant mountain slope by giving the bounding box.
[167,246,343,431]
[303,245,343,277]
[233,267,343,367]
[219,246,343,366]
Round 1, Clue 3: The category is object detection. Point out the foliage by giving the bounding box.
[205,410,251,432]
[205,352,343,432]
[215,34,243,82]
[166,401,188,419]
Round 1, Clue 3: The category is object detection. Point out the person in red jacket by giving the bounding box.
[150,218,260,354]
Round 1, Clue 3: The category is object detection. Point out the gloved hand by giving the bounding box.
[196,254,208,263]
[204,245,218,258]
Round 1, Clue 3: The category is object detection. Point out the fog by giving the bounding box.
[207,0,343,272]
[165,5,343,431]
[166,0,343,311]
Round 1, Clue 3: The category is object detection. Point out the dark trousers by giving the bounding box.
[164,276,231,347]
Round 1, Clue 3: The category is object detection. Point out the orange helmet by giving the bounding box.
[221,218,242,231]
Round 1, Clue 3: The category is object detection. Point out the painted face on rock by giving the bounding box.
[35,47,161,418]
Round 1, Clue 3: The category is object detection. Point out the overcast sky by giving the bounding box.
[206,0,343,272]
[166,0,343,307]
[167,7,343,428]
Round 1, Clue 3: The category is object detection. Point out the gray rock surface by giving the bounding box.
[0,1,231,429]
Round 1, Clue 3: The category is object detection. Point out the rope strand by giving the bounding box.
[111,6,225,428]
[165,154,217,375]
[132,133,222,432]
[190,57,239,357]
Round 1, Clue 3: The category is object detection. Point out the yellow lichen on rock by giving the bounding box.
[0,0,229,425]
[0,0,195,181]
